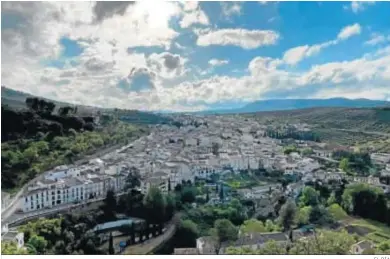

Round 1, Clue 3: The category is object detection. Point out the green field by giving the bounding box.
[223,172,268,189]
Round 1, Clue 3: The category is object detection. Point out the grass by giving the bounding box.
[347,218,390,244]
[327,204,349,221]
[223,172,267,189]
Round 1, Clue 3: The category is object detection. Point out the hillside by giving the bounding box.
[194,98,390,115]
[250,107,390,132]
[1,86,174,125]
[248,107,390,148]
[0,87,174,191]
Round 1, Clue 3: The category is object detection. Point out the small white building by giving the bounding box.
[1,224,24,249]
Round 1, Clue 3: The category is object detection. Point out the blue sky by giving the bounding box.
[1,1,390,111]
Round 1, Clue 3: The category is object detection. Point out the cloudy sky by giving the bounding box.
[2,1,390,112]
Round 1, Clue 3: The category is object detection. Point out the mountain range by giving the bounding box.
[195,98,390,114]
[2,86,389,115]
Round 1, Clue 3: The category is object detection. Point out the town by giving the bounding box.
[2,113,390,255]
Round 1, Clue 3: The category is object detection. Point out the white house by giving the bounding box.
[350,240,374,254]
[1,224,24,249]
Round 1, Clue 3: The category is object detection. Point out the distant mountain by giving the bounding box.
[196,98,390,114]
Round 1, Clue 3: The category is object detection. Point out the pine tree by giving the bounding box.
[108,232,115,255]
[219,184,224,201]
[168,178,171,192]
[206,187,210,202]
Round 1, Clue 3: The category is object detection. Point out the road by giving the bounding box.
[310,155,339,164]
[1,133,149,224]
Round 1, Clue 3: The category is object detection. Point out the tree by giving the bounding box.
[327,204,348,221]
[279,200,297,234]
[2,242,29,255]
[124,167,141,190]
[27,235,48,254]
[211,219,238,254]
[168,178,171,192]
[219,184,224,201]
[289,230,355,255]
[165,193,176,221]
[226,240,287,255]
[295,206,312,227]
[108,232,114,255]
[327,192,337,206]
[100,190,117,222]
[309,205,333,225]
[212,142,220,156]
[339,158,350,172]
[143,187,166,234]
[206,187,210,202]
[301,148,313,156]
[240,219,266,233]
[299,186,320,207]
[175,220,199,248]
[180,187,197,204]
[342,183,387,223]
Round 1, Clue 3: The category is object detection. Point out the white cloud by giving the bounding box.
[196,28,280,49]
[282,24,361,65]
[345,1,375,14]
[337,23,361,40]
[179,1,209,28]
[209,59,229,67]
[2,2,389,112]
[221,2,242,19]
[364,33,389,46]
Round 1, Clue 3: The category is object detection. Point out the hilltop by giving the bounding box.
[1,86,173,125]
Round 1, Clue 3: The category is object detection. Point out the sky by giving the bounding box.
[1,1,390,112]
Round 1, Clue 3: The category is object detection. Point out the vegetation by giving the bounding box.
[13,185,177,255]
[210,219,238,254]
[264,127,320,142]
[1,99,147,191]
[341,183,389,224]
[1,241,29,255]
[240,218,280,233]
[333,150,373,175]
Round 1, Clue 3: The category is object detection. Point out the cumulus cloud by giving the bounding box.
[2,2,389,112]
[196,28,280,49]
[283,24,361,65]
[146,52,188,79]
[92,1,135,22]
[209,59,229,67]
[179,1,209,28]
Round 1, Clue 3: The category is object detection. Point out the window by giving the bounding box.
[25,197,28,202]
